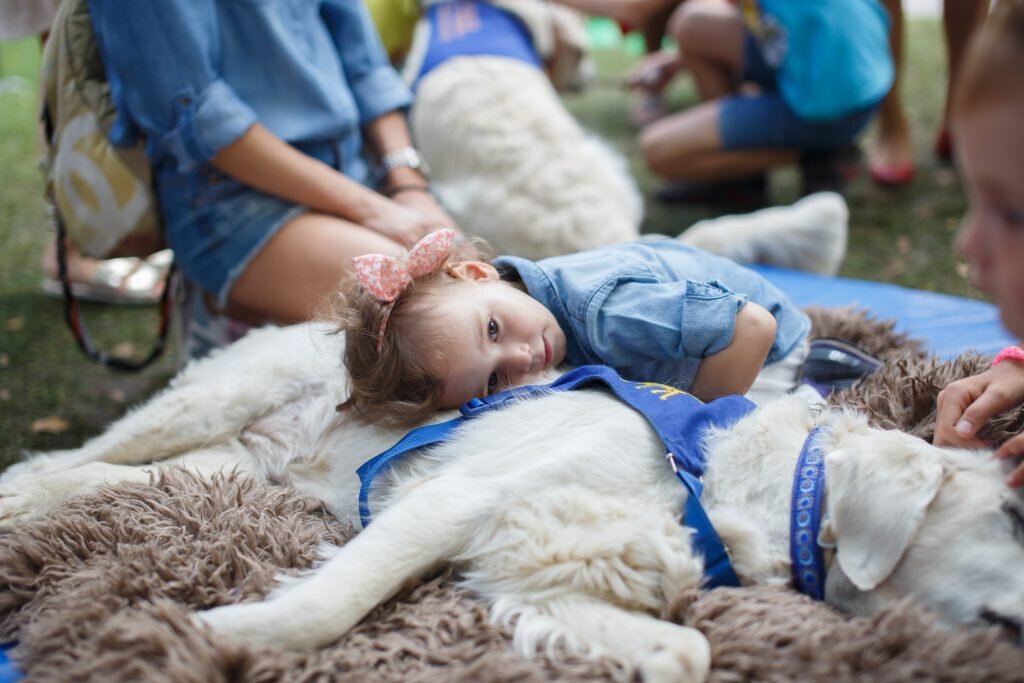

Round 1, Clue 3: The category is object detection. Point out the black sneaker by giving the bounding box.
[654,175,769,210]
[800,145,862,196]
[799,337,882,396]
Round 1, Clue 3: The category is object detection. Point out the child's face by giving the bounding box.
[956,98,1024,339]
[432,264,568,408]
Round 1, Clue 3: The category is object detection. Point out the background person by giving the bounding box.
[87,0,458,357]
[868,0,989,186]
[633,0,893,208]
[932,0,1024,488]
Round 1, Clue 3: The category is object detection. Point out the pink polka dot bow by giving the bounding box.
[352,228,457,352]
[352,228,457,302]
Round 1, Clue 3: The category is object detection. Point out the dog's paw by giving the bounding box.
[0,477,69,528]
[195,602,301,650]
[0,466,108,529]
[636,624,710,683]
[197,594,360,651]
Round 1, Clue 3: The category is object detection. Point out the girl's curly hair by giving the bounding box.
[330,238,492,429]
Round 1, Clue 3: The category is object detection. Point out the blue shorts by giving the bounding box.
[156,139,370,306]
[718,31,878,152]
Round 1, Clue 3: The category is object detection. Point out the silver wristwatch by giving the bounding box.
[379,147,430,178]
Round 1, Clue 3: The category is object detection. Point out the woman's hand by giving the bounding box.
[934,358,1024,486]
[361,197,450,247]
[390,187,459,235]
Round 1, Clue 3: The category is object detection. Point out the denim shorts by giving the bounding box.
[719,31,878,152]
[156,139,370,306]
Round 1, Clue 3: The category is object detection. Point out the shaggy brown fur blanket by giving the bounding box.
[1,309,1023,682]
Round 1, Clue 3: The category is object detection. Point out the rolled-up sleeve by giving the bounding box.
[88,0,257,170]
[320,0,412,124]
[591,279,748,365]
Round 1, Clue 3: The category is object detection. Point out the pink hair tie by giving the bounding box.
[352,229,457,353]
[992,345,1024,367]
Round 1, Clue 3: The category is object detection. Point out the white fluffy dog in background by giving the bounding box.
[407,0,643,260]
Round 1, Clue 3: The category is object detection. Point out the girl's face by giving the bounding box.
[956,98,1024,339]
[430,263,568,408]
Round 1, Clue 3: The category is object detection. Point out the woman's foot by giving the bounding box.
[867,120,916,187]
[40,236,169,305]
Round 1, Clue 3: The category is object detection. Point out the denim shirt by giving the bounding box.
[493,241,811,390]
[87,0,412,183]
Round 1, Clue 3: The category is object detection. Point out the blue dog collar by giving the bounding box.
[790,426,829,600]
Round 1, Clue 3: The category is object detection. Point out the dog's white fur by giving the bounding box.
[3,318,1023,683]
[413,54,642,260]
[677,192,849,277]
[409,0,642,259]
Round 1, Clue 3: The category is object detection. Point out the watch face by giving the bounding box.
[404,150,422,169]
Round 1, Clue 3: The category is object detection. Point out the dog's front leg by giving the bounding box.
[196,474,490,650]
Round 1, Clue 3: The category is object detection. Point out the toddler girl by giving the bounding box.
[933,0,1024,488]
[337,229,814,428]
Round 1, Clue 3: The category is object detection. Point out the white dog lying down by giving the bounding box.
[2,320,1022,683]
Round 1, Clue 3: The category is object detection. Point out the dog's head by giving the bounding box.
[821,428,1024,643]
[490,0,594,91]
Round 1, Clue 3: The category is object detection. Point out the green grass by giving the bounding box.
[0,20,975,466]
[1,39,176,466]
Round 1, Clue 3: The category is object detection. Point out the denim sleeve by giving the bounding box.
[88,0,257,170]
[321,0,412,125]
[591,279,748,363]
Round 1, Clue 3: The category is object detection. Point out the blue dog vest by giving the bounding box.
[412,0,542,85]
[357,365,757,589]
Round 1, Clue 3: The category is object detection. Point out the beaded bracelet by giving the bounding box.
[991,345,1024,367]
[384,184,432,198]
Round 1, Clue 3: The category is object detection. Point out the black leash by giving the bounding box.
[52,203,174,372]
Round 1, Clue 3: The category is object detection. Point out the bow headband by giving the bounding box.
[352,228,457,353]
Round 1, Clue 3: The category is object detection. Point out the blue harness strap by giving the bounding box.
[790,426,829,600]
[672,467,742,589]
[356,365,757,588]
[413,0,542,85]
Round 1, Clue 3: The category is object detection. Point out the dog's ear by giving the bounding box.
[824,437,945,591]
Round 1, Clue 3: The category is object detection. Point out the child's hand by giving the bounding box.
[625,50,685,94]
[934,359,1024,486]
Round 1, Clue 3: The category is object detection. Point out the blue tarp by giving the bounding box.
[0,645,19,683]
[750,265,1017,359]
